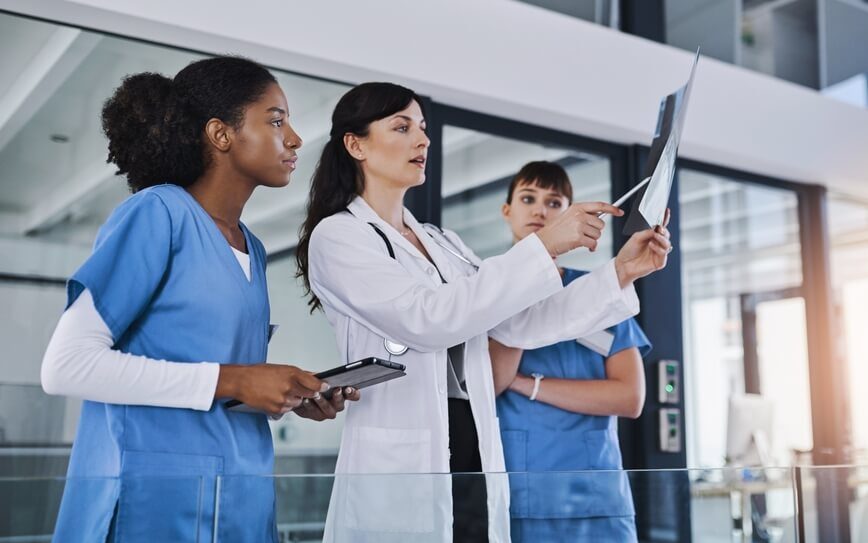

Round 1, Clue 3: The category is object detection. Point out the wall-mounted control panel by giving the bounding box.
[657,360,680,404]
[659,408,681,453]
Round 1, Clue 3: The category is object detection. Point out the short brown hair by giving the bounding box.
[506,161,573,203]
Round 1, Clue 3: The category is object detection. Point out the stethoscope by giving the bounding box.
[381,223,478,357]
[421,223,479,272]
[384,339,409,356]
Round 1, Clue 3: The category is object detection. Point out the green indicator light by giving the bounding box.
[665,384,675,393]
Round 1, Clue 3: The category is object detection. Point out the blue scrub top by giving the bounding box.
[53,185,276,543]
[497,268,651,520]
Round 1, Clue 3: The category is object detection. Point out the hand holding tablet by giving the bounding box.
[315,357,406,398]
[226,357,405,412]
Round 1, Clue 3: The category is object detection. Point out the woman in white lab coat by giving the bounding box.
[295,82,672,543]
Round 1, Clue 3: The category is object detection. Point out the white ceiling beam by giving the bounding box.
[21,160,119,235]
[0,28,101,153]
[0,210,23,234]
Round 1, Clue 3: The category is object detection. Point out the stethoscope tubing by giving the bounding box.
[383,224,478,357]
[421,224,479,271]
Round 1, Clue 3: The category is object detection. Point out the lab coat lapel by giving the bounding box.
[346,196,433,267]
[403,212,457,283]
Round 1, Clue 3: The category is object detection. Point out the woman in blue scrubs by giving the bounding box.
[40,57,357,543]
[491,162,653,542]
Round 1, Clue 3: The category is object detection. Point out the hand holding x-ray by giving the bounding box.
[615,208,672,287]
[622,49,699,235]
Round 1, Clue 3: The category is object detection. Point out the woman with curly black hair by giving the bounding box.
[40,56,358,543]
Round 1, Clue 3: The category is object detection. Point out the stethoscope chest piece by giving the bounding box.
[384,339,408,356]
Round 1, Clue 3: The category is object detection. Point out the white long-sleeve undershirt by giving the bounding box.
[40,250,251,411]
[41,289,220,411]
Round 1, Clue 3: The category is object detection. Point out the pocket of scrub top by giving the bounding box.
[582,429,635,517]
[501,429,529,517]
[583,428,622,470]
[116,450,223,542]
[344,427,436,533]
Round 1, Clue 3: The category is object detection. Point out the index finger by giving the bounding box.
[293,371,328,396]
[577,202,623,217]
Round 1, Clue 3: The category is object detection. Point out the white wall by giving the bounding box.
[0,0,866,199]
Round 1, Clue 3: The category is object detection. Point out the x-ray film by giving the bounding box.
[623,49,699,235]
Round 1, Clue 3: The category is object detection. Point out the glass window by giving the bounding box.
[678,168,811,468]
[819,0,868,88]
[441,126,614,270]
[515,0,620,28]
[739,0,820,88]
[666,0,820,88]
[0,12,350,462]
[666,0,739,64]
[828,193,868,459]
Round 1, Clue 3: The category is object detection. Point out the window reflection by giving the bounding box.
[679,168,811,468]
[442,126,613,271]
[829,194,868,461]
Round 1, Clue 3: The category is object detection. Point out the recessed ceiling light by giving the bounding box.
[50,134,69,143]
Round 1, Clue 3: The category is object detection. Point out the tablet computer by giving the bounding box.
[225,357,406,411]
[316,357,406,398]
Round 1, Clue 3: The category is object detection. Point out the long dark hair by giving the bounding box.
[296,82,424,312]
[101,56,276,192]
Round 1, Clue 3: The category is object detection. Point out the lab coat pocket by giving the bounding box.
[117,450,223,542]
[501,430,529,518]
[344,426,436,533]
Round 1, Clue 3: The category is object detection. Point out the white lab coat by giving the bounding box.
[309,196,640,543]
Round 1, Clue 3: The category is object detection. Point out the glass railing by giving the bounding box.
[3,464,867,542]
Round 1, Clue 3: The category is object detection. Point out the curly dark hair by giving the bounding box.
[295,82,424,313]
[101,56,277,192]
